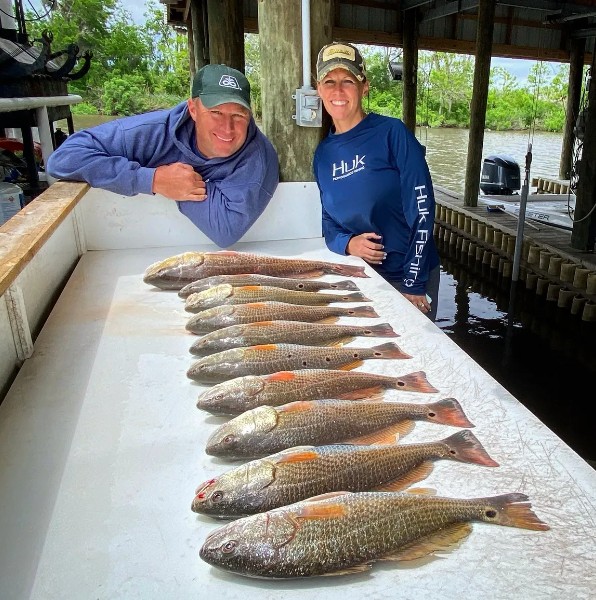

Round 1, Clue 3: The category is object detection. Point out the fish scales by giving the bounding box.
[185,302,379,334]
[192,430,498,518]
[189,321,398,357]
[143,251,369,290]
[178,274,359,298]
[205,397,473,459]
[187,342,411,383]
[184,284,370,312]
[199,491,549,578]
[196,369,438,415]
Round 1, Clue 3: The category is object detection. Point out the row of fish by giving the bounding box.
[142,250,549,579]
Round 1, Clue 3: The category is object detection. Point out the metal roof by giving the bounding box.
[161,1,596,61]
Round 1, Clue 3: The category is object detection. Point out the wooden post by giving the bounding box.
[190,0,208,72]
[207,0,244,71]
[259,0,333,182]
[402,9,418,133]
[570,49,596,251]
[188,24,196,79]
[560,37,585,179]
[463,0,496,207]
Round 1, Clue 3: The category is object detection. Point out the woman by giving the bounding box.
[313,42,440,321]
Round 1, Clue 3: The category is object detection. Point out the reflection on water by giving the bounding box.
[418,127,564,195]
[436,239,596,465]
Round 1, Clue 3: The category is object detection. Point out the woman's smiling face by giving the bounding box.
[317,68,369,133]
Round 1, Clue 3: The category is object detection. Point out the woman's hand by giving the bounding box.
[402,292,430,314]
[347,233,386,265]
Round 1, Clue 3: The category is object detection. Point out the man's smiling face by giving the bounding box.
[188,98,251,158]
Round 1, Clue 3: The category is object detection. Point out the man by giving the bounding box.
[46,64,279,248]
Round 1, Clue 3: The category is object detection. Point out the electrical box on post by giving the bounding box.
[292,88,322,127]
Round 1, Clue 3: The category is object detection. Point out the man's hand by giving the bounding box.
[152,163,208,201]
[346,232,386,265]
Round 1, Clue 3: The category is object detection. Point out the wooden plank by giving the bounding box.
[0,182,88,296]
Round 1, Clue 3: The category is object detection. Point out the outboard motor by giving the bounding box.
[480,154,521,195]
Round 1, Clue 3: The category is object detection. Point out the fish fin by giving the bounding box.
[291,270,325,279]
[328,264,369,278]
[349,306,379,318]
[337,360,364,371]
[427,398,474,428]
[336,387,386,401]
[329,336,356,346]
[303,491,353,502]
[275,448,320,463]
[367,323,399,337]
[294,501,348,520]
[265,371,297,382]
[480,493,550,530]
[251,344,278,351]
[393,370,438,393]
[278,401,315,413]
[317,316,340,324]
[405,487,437,495]
[370,342,412,360]
[373,462,434,492]
[321,564,373,576]
[381,523,473,562]
[346,419,415,445]
[441,430,499,467]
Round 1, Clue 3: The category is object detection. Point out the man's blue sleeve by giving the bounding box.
[46,122,155,196]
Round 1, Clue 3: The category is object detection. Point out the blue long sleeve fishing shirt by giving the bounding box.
[313,113,439,296]
[46,102,279,248]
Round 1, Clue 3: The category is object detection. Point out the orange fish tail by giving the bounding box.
[392,371,438,393]
[443,430,499,467]
[350,306,379,318]
[427,398,474,427]
[327,264,369,278]
[368,323,399,338]
[484,493,550,531]
[372,342,412,360]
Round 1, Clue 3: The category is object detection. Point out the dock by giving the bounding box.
[434,186,596,321]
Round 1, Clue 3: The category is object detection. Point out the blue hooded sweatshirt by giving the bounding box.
[46,102,279,248]
[313,113,439,296]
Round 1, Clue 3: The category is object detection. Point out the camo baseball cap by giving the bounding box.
[316,42,366,82]
[191,64,251,110]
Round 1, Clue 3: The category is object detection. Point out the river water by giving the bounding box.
[66,116,594,465]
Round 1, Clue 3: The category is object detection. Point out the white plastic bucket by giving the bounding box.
[0,182,24,225]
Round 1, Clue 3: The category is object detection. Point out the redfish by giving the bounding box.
[185,302,379,334]
[199,490,549,578]
[205,397,473,459]
[178,275,359,298]
[192,430,498,518]
[184,284,370,312]
[143,251,369,290]
[189,321,398,357]
[196,369,438,415]
[187,342,411,383]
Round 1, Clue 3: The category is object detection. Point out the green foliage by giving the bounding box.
[71,102,99,115]
[23,2,572,132]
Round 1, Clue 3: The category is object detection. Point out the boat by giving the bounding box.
[478,192,575,231]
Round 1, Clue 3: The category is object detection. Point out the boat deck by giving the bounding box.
[434,186,596,270]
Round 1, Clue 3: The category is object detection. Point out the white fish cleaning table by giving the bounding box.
[1,238,595,599]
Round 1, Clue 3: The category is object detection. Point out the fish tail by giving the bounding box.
[344,292,371,302]
[332,280,359,290]
[427,398,474,427]
[391,370,438,393]
[367,323,399,338]
[481,493,550,531]
[349,306,379,318]
[371,342,412,360]
[327,264,370,278]
[442,430,499,467]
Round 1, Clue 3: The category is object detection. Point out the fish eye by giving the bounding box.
[211,491,224,503]
[223,435,235,444]
[221,540,238,554]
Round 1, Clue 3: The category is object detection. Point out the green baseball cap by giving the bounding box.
[191,64,251,111]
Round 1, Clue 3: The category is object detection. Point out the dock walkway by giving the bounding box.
[433,186,596,321]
